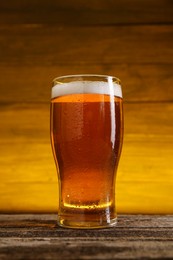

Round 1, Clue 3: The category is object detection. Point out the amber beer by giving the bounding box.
[51,75,123,228]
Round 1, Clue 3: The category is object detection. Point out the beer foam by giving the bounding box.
[52,81,122,98]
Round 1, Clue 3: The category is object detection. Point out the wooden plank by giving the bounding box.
[0,0,173,24]
[1,103,173,143]
[0,25,173,65]
[0,103,173,213]
[0,215,172,259]
[0,214,173,228]
[0,238,172,259]
[0,181,173,214]
[0,64,173,102]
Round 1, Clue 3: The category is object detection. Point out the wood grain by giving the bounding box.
[0,0,173,215]
[0,215,172,259]
[0,25,173,65]
[0,103,172,213]
[0,64,173,102]
[0,0,173,24]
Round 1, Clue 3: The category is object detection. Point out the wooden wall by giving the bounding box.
[0,0,173,213]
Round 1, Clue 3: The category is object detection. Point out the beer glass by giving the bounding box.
[50,75,123,229]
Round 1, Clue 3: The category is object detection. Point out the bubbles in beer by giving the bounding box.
[51,81,123,227]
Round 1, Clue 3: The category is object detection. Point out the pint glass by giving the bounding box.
[50,75,123,228]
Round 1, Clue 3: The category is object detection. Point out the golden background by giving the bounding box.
[0,0,173,213]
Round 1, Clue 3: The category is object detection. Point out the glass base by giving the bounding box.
[57,214,117,229]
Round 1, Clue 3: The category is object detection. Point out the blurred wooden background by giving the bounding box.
[0,0,173,213]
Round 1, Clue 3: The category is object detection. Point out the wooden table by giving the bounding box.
[0,214,173,259]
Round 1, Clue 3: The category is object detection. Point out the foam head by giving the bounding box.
[52,80,122,99]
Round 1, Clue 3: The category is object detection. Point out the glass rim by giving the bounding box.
[52,74,122,99]
[53,74,121,85]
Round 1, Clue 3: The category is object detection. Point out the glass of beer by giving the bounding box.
[50,75,123,229]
